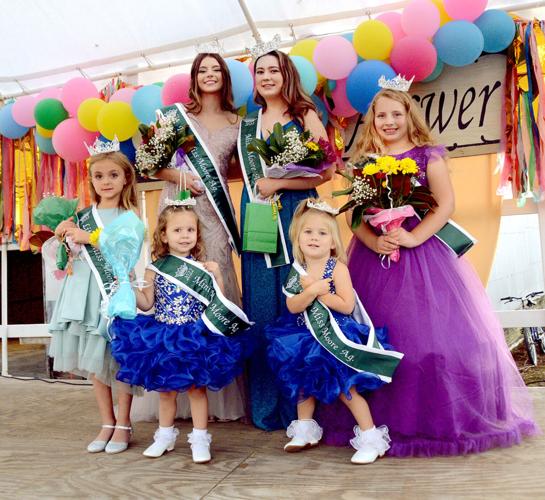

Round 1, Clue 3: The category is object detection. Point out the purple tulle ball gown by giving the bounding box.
[316,145,539,457]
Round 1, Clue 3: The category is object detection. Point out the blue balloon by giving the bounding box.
[434,21,484,67]
[422,59,444,83]
[99,134,136,163]
[289,55,318,95]
[131,85,163,125]
[246,94,261,114]
[346,61,396,114]
[475,10,516,53]
[35,131,56,154]
[311,94,329,127]
[225,59,253,109]
[0,103,29,139]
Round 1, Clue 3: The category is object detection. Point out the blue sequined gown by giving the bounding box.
[241,119,318,430]
[265,258,392,404]
[111,260,249,392]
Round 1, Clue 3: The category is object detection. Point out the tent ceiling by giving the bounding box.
[1,0,544,98]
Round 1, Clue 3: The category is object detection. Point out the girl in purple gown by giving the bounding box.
[317,88,538,457]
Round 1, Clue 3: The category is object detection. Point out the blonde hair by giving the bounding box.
[88,152,138,210]
[289,198,347,265]
[152,205,206,261]
[351,89,436,161]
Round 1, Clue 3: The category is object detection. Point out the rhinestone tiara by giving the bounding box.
[195,39,224,55]
[247,34,282,60]
[378,74,415,92]
[85,136,120,156]
[164,197,197,207]
[306,199,339,216]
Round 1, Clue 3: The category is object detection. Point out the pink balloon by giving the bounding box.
[377,12,406,44]
[390,36,437,82]
[37,88,62,101]
[444,0,487,21]
[324,79,358,118]
[12,95,37,127]
[52,118,98,162]
[61,77,99,116]
[402,0,440,38]
[313,36,357,80]
[161,74,191,106]
[110,87,137,104]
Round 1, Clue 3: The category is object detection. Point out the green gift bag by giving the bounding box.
[243,201,279,254]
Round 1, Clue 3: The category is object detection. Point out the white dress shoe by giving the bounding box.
[284,419,323,452]
[143,427,180,458]
[104,424,132,454]
[188,429,212,463]
[87,424,115,453]
[350,425,391,464]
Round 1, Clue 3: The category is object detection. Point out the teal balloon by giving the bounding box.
[131,85,162,124]
[327,80,337,91]
[35,132,56,154]
[289,55,318,95]
[434,21,484,67]
[34,98,68,130]
[0,103,29,139]
[475,10,516,53]
[422,59,444,82]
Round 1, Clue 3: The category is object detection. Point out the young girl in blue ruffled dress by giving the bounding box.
[110,202,252,463]
[265,198,403,464]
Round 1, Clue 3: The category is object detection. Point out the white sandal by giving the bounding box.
[87,424,115,453]
[104,424,133,454]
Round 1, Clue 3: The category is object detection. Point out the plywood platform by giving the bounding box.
[1,377,544,499]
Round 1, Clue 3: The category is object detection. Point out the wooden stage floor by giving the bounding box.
[1,377,544,499]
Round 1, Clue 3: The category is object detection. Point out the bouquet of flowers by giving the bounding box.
[334,155,437,262]
[247,123,335,179]
[135,109,196,178]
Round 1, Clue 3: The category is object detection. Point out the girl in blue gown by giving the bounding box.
[240,50,334,430]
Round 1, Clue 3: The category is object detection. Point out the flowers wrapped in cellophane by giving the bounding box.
[33,196,80,273]
[99,211,145,319]
[247,122,335,178]
[334,155,437,263]
[135,109,196,178]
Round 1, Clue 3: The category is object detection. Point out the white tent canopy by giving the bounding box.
[1,0,544,98]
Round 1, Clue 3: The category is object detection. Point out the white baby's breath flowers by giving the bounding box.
[270,129,308,166]
[352,177,378,204]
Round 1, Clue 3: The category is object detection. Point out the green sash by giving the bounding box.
[77,205,116,301]
[238,109,290,268]
[283,262,404,381]
[160,104,241,254]
[150,254,253,336]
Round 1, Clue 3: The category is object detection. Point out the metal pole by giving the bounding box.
[237,0,262,42]
[1,242,8,376]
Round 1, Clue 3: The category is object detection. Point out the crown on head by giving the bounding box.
[195,39,224,55]
[247,34,282,60]
[378,74,414,92]
[85,136,120,156]
[306,199,339,216]
[164,197,197,207]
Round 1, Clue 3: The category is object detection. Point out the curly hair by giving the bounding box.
[152,206,206,261]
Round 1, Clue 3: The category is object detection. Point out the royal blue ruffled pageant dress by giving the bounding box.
[241,119,317,430]
[110,258,249,393]
[265,258,393,405]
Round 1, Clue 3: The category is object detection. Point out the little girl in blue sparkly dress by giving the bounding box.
[265,198,403,464]
[110,200,252,463]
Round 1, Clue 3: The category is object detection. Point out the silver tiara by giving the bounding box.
[378,74,414,92]
[247,34,282,60]
[164,197,197,207]
[85,136,120,156]
[306,199,339,216]
[195,39,224,55]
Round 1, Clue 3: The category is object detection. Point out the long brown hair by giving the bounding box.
[152,205,206,261]
[253,50,316,125]
[185,53,237,115]
[351,89,436,161]
[88,152,138,210]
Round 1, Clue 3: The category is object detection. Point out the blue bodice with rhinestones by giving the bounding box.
[154,272,205,325]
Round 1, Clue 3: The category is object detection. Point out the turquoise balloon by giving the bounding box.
[0,103,29,139]
[35,132,56,154]
[434,21,484,67]
[289,55,318,95]
[131,85,163,124]
[475,10,516,53]
[422,59,444,82]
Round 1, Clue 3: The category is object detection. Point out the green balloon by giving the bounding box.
[34,98,68,130]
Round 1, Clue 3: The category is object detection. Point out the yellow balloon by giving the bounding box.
[289,39,326,85]
[77,98,106,132]
[36,124,53,138]
[97,101,139,141]
[430,0,451,26]
[353,20,393,61]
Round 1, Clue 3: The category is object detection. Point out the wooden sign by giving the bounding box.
[343,54,506,159]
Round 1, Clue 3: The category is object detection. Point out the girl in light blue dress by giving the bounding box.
[49,149,139,454]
